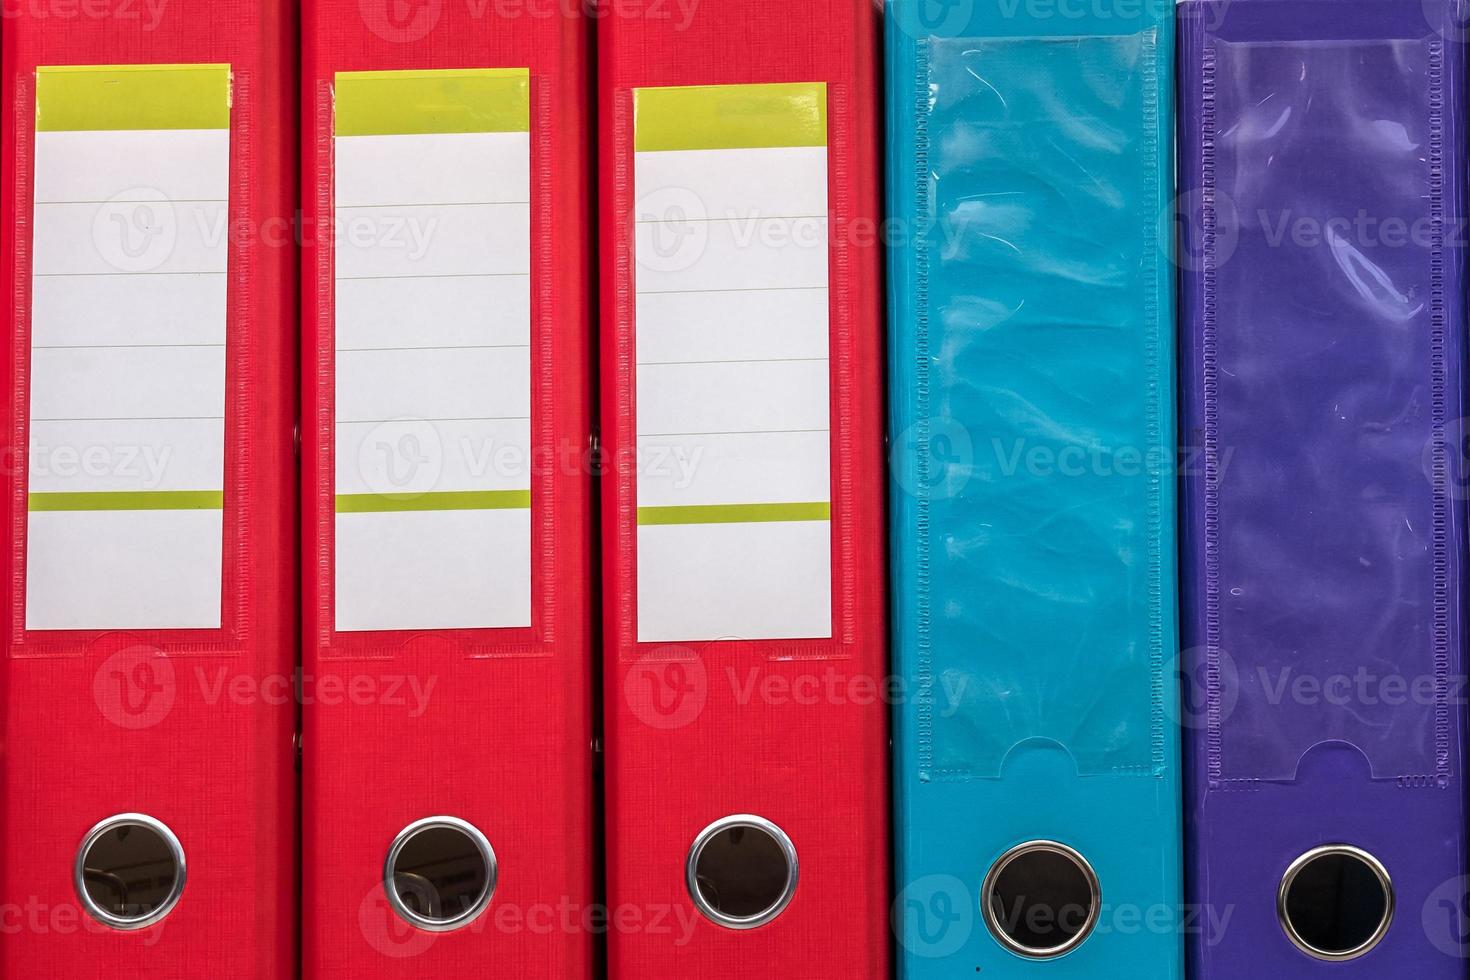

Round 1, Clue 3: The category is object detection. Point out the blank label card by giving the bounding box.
[27,64,230,631]
[633,82,834,643]
[333,69,532,632]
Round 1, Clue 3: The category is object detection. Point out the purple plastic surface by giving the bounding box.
[1208,31,1452,784]
[1180,0,1469,975]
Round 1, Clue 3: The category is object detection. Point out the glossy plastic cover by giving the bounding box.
[913,30,1171,781]
[1179,0,1469,975]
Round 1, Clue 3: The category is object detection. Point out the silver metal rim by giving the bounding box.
[74,813,187,931]
[383,816,497,933]
[1278,844,1394,962]
[686,814,799,930]
[982,840,1101,959]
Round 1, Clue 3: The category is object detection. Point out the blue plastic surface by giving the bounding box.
[886,1,1182,976]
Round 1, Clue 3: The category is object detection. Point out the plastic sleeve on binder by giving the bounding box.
[1179,0,1469,973]
[886,1,1182,975]
[599,2,889,977]
[917,30,1169,781]
[1,2,297,976]
[301,1,594,977]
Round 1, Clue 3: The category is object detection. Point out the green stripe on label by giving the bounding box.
[634,82,828,152]
[637,501,831,526]
[29,490,224,511]
[37,64,230,132]
[335,69,530,137]
[336,490,532,513]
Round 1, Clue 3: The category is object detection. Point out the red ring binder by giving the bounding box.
[599,2,890,975]
[1,2,297,975]
[301,2,595,977]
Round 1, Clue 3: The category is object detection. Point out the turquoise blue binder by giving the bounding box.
[886,1,1181,976]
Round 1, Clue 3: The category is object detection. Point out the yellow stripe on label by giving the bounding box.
[335,69,530,137]
[634,82,828,152]
[29,490,224,512]
[37,64,230,132]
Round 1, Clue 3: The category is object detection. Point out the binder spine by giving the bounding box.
[1180,0,1469,974]
[0,1,296,976]
[886,1,1181,976]
[301,1,593,976]
[600,2,888,977]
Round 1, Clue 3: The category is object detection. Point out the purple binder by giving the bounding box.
[1180,0,1469,974]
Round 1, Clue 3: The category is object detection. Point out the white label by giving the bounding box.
[633,84,834,643]
[332,70,533,633]
[26,65,231,631]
